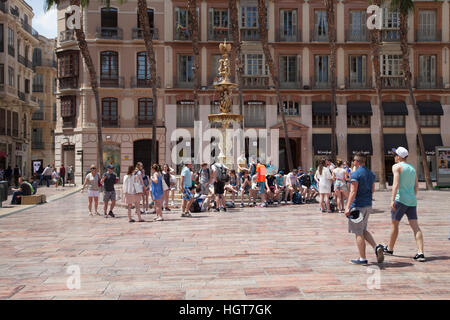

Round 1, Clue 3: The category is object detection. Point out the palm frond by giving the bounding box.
[390,0,414,15]
[44,0,60,12]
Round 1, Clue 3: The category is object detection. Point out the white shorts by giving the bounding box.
[87,190,99,197]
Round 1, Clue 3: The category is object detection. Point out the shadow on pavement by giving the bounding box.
[368,261,414,269]
[423,256,450,262]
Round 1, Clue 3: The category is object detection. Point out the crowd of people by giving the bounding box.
[80,146,426,265]
[34,164,75,188]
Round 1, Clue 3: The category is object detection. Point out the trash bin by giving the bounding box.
[0,181,8,207]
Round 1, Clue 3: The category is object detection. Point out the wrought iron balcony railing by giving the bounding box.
[174,27,191,40]
[208,27,232,41]
[32,84,43,92]
[99,76,124,88]
[346,77,372,89]
[279,79,302,89]
[241,75,269,89]
[18,54,26,66]
[311,76,331,89]
[96,27,123,40]
[58,77,79,90]
[131,27,159,40]
[130,76,161,88]
[136,117,154,127]
[276,29,301,42]
[102,118,120,128]
[241,27,259,41]
[8,45,14,57]
[59,30,75,42]
[32,111,44,120]
[311,30,328,42]
[416,29,441,42]
[346,28,368,42]
[381,76,406,89]
[381,29,400,42]
[18,90,26,102]
[415,76,443,89]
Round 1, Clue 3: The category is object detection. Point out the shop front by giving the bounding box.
[312,133,338,169]
[384,134,408,185]
[418,134,443,181]
[347,134,373,169]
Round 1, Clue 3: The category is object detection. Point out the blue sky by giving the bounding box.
[27,0,57,39]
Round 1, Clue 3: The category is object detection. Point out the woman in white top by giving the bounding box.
[332,160,349,213]
[122,165,144,223]
[81,164,100,216]
[315,159,333,213]
[135,162,147,215]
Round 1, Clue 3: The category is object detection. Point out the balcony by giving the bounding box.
[174,27,191,40]
[241,27,259,41]
[20,19,32,35]
[32,84,43,92]
[276,30,301,42]
[99,76,124,88]
[18,90,26,102]
[415,76,443,89]
[346,28,368,42]
[311,30,328,42]
[346,77,372,89]
[59,77,78,90]
[176,80,194,89]
[0,1,7,13]
[241,75,269,89]
[280,80,302,90]
[381,76,406,89]
[32,141,44,149]
[382,29,400,42]
[130,76,161,88]
[18,54,26,66]
[32,28,39,39]
[136,116,154,127]
[131,27,159,40]
[62,117,75,128]
[32,111,44,120]
[96,27,123,40]
[59,30,75,42]
[416,29,441,42]
[208,27,232,41]
[8,45,15,57]
[34,58,56,68]
[102,118,119,128]
[311,77,331,89]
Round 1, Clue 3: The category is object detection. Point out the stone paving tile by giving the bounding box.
[0,189,449,299]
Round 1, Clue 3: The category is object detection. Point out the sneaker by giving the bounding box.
[222,207,227,212]
[129,219,135,223]
[164,207,171,211]
[154,216,164,221]
[181,213,189,217]
[375,244,385,263]
[214,208,220,212]
[104,213,108,218]
[140,209,145,214]
[351,259,368,265]
[108,211,115,218]
[413,253,426,262]
[382,245,393,255]
[240,203,244,208]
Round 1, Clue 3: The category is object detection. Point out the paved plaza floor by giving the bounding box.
[0,188,449,300]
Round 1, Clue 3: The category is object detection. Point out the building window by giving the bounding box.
[418,10,436,41]
[33,48,42,66]
[419,115,440,127]
[32,128,43,149]
[348,55,367,88]
[6,110,11,136]
[12,112,18,137]
[100,51,118,80]
[102,97,118,126]
[279,55,299,85]
[347,114,370,128]
[241,6,258,28]
[174,7,192,40]
[314,55,329,87]
[312,115,331,127]
[137,8,154,29]
[8,28,14,57]
[381,54,403,87]
[418,55,436,88]
[58,51,79,77]
[0,24,3,52]
[100,7,118,38]
[244,53,267,76]
[0,64,3,84]
[0,108,5,135]
[279,9,297,41]
[8,67,14,87]
[138,98,153,125]
[381,8,400,41]
[61,96,76,118]
[208,8,229,41]
[177,100,195,127]
[136,51,151,83]
[278,101,300,116]
[313,10,328,41]
[22,114,27,139]
[382,115,405,127]
[25,79,30,93]
[177,55,193,86]
[244,101,266,127]
[348,10,367,41]
[33,74,43,92]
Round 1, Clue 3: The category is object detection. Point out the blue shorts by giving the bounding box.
[258,181,266,194]
[391,201,417,221]
[182,187,192,201]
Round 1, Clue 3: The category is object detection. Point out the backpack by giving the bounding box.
[249,163,256,176]
[292,192,302,204]
[200,168,210,181]
[190,199,201,213]
[329,196,337,212]
[225,201,235,208]
[215,164,229,183]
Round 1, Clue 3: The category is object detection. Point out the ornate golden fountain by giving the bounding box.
[208,41,243,166]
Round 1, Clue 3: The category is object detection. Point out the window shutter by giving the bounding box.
[419,55,424,81]
[349,11,354,39]
[292,10,297,40]
[314,10,319,38]
[362,55,367,83]
[208,8,214,40]
[279,55,285,82]
[430,55,436,85]
[296,54,301,84]
[280,9,284,38]
[175,7,180,31]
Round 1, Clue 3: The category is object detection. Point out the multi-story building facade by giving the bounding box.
[54,0,450,184]
[31,35,57,173]
[0,0,39,178]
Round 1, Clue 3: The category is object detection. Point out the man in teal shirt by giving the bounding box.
[179,160,194,217]
[383,147,425,262]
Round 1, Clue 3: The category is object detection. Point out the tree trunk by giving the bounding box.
[399,12,433,190]
[188,0,201,167]
[257,0,293,171]
[325,0,337,162]
[137,0,159,166]
[229,0,244,130]
[71,0,103,174]
[369,0,387,190]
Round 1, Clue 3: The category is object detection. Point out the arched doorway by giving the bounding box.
[133,139,158,174]
[279,138,300,173]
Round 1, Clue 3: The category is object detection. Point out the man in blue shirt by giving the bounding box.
[345,153,384,265]
[180,160,194,217]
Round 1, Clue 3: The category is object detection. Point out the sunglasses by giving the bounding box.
[91,168,96,170]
